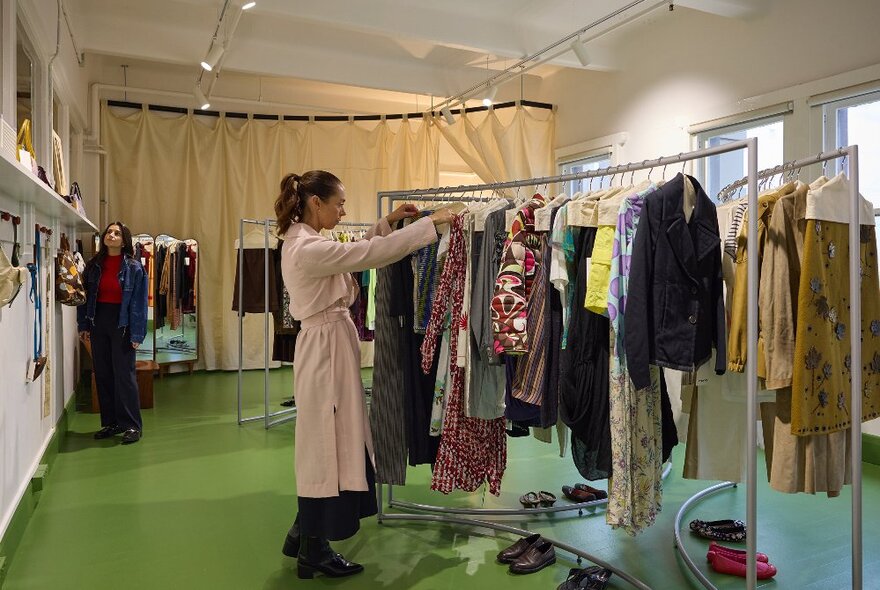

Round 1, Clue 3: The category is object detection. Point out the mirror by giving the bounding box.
[133,234,156,362]
[154,235,199,369]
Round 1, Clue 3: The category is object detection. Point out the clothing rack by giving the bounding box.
[236,218,296,429]
[373,139,758,590]
[672,145,864,590]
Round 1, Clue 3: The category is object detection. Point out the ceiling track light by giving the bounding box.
[194,84,211,110]
[482,86,497,107]
[200,43,225,72]
[570,37,590,67]
[441,106,455,125]
[241,1,256,9]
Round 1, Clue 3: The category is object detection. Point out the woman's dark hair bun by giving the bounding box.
[275,170,343,234]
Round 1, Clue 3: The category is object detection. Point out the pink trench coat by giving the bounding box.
[281,216,437,497]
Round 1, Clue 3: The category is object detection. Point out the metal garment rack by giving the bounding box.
[236,218,376,429]
[374,139,758,590]
[672,146,865,590]
[236,218,296,429]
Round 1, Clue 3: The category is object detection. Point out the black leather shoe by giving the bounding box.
[509,540,556,574]
[94,425,123,440]
[121,429,142,444]
[282,517,300,557]
[497,533,542,564]
[297,536,363,579]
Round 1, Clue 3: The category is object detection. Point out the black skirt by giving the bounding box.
[559,227,612,481]
[297,448,378,541]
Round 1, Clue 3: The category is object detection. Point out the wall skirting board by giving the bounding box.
[0,393,77,588]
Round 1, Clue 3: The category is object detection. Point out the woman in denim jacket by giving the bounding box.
[77,221,148,444]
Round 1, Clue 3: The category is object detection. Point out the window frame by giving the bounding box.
[822,89,880,177]
[557,148,614,194]
[693,114,785,199]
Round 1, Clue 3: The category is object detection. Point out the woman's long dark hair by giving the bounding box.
[274,170,343,234]
[88,221,135,269]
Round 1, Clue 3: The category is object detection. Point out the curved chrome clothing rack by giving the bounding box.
[374,140,759,590]
[670,146,863,590]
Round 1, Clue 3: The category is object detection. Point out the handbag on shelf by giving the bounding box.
[55,233,86,306]
[67,182,88,217]
[16,119,38,175]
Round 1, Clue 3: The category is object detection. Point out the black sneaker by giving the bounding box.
[94,425,123,440]
[121,429,142,444]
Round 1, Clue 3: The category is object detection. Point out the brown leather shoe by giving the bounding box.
[562,485,596,503]
[509,540,556,574]
[497,533,541,564]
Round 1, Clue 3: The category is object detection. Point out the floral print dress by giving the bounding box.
[606,188,664,536]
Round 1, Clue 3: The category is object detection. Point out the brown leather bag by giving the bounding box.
[55,233,86,306]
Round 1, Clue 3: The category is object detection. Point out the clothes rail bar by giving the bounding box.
[373,139,757,590]
[672,146,863,590]
[717,147,851,199]
[376,141,760,218]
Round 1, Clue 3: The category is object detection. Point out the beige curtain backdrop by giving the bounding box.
[102,105,439,370]
[437,104,556,185]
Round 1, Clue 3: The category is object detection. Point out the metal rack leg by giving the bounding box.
[672,482,737,590]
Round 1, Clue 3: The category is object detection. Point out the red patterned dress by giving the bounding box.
[421,215,507,494]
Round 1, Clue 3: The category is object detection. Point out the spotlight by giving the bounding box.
[570,37,590,67]
[200,44,225,72]
[242,1,256,9]
[194,84,211,110]
[482,86,497,107]
[441,106,455,125]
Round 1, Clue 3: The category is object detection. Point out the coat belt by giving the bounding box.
[300,308,350,329]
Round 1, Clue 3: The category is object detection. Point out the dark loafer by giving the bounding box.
[574,483,608,500]
[93,425,123,440]
[509,540,556,574]
[121,429,142,445]
[497,533,541,564]
[562,485,596,503]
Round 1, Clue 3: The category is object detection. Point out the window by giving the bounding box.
[824,91,880,207]
[559,152,612,195]
[696,117,784,200]
[16,27,35,136]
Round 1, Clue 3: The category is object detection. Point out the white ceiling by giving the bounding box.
[69,0,768,101]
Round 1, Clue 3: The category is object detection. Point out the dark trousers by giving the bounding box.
[91,303,143,431]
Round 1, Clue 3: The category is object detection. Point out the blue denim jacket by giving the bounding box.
[76,256,148,344]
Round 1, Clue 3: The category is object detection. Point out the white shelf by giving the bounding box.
[0,151,97,232]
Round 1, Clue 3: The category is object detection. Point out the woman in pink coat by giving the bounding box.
[275,170,452,580]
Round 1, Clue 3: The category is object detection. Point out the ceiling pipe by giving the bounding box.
[431,0,667,113]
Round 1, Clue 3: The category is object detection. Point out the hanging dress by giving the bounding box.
[422,215,508,494]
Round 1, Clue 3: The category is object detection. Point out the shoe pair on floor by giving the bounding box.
[561,483,608,503]
[519,491,556,508]
[497,533,556,574]
[706,542,777,580]
[94,425,141,444]
[282,521,363,580]
[557,565,613,589]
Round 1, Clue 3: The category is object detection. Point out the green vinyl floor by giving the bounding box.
[4,369,880,590]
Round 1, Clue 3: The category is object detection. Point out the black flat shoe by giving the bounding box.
[121,429,142,445]
[94,425,123,440]
[689,519,746,542]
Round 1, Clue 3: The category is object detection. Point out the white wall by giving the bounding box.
[0,0,89,541]
[541,0,880,435]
